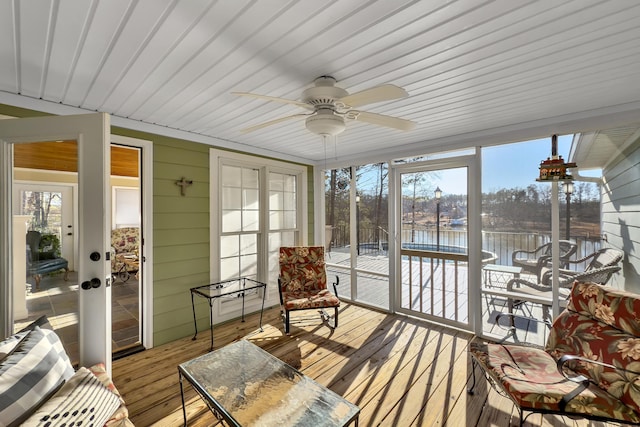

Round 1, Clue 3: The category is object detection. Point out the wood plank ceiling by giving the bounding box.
[14,142,140,177]
[1,0,640,166]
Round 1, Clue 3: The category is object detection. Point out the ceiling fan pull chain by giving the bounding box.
[323,135,328,172]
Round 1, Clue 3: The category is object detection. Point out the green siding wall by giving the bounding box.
[108,127,215,345]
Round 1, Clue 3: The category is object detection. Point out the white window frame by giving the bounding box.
[210,149,308,320]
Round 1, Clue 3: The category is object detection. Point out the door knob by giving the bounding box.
[81,278,102,290]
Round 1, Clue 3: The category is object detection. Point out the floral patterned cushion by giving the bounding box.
[111,227,140,276]
[281,289,340,311]
[89,363,134,426]
[279,246,339,311]
[470,281,640,424]
[279,246,328,293]
[469,340,640,422]
[111,227,139,255]
[564,281,640,336]
[546,281,640,415]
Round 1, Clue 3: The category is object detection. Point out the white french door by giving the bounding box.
[0,113,111,371]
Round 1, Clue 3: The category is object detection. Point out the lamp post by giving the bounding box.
[356,194,360,255]
[562,181,574,240]
[411,178,417,243]
[435,187,442,251]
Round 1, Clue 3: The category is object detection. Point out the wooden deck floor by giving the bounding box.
[329,251,551,346]
[112,303,619,427]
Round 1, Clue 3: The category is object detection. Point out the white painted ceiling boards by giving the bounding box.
[1,0,640,167]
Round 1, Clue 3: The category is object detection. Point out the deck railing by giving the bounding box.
[330,225,602,269]
[327,226,604,327]
[400,248,468,324]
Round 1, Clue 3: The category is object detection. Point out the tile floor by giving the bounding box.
[14,270,140,363]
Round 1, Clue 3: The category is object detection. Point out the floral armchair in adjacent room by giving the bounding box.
[110,227,140,283]
[278,246,340,334]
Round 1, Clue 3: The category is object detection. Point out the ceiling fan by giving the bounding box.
[232,76,416,136]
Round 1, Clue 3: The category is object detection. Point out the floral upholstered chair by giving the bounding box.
[469,281,640,426]
[110,227,140,283]
[278,246,340,334]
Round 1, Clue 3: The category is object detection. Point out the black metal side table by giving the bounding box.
[190,277,266,351]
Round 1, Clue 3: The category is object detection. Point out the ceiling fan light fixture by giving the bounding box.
[233,75,415,136]
[305,109,345,136]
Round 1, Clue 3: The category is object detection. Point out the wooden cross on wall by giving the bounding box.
[175,177,193,196]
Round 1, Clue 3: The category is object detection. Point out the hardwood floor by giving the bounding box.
[112,303,617,427]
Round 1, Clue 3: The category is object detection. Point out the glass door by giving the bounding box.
[1,113,110,369]
[110,144,143,355]
[12,149,79,361]
[395,163,471,329]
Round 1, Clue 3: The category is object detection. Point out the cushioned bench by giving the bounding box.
[0,316,132,426]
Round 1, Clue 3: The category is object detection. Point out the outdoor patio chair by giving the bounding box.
[278,246,340,334]
[506,264,621,322]
[539,247,624,285]
[511,240,577,278]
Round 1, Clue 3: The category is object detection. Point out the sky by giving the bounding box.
[481,135,573,194]
[356,134,590,197]
[429,135,573,196]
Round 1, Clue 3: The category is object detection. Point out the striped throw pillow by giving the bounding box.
[21,367,122,427]
[1,315,53,361]
[0,332,29,361]
[0,327,74,427]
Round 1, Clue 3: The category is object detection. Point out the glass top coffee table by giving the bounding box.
[178,340,360,426]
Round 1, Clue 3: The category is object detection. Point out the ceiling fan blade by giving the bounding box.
[232,92,313,111]
[340,84,408,108]
[354,111,416,131]
[240,113,310,133]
